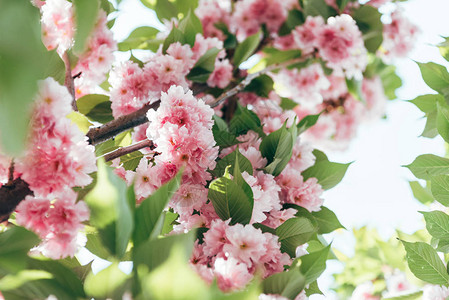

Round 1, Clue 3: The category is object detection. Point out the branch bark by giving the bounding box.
[86,100,161,145]
[209,57,306,108]
[103,139,155,162]
[63,52,77,111]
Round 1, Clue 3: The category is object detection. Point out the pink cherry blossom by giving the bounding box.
[40,0,74,54]
[292,16,325,55]
[274,63,330,107]
[316,14,367,78]
[277,166,324,212]
[381,9,419,61]
[214,257,253,291]
[16,189,89,259]
[207,59,233,89]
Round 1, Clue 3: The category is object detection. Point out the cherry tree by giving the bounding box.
[0,0,418,299]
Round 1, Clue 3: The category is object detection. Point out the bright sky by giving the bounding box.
[100,0,449,298]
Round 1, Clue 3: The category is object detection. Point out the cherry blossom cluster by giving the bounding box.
[37,0,117,97]
[191,219,290,291]
[109,37,232,118]
[381,9,419,61]
[10,78,96,259]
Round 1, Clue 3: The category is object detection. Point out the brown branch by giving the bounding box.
[209,57,307,108]
[103,139,155,162]
[63,52,77,111]
[86,100,161,145]
[0,162,33,223]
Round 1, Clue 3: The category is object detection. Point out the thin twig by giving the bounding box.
[103,139,155,162]
[63,52,77,111]
[209,57,306,108]
[86,100,161,145]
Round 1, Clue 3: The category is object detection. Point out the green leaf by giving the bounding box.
[0,226,39,273]
[262,48,302,66]
[208,169,254,225]
[186,47,220,82]
[118,26,161,52]
[85,160,134,258]
[438,36,449,63]
[401,240,449,285]
[0,270,78,300]
[312,149,328,162]
[421,211,449,240]
[276,217,317,257]
[262,268,305,300]
[409,94,444,113]
[409,181,434,205]
[161,211,179,235]
[133,170,182,247]
[133,231,196,271]
[27,257,86,298]
[299,245,331,284]
[73,0,100,54]
[211,147,253,177]
[77,94,113,123]
[404,154,449,180]
[212,115,240,148]
[381,65,402,100]
[85,232,111,260]
[346,78,365,102]
[421,110,439,138]
[0,0,64,155]
[304,280,323,296]
[280,98,298,110]
[162,26,185,54]
[297,113,320,135]
[278,9,305,36]
[437,102,449,142]
[243,74,274,98]
[120,151,144,171]
[228,103,265,137]
[303,0,333,19]
[312,207,345,234]
[214,22,238,49]
[84,262,129,299]
[260,122,297,177]
[141,242,209,300]
[233,31,261,67]
[431,175,449,206]
[302,161,351,190]
[150,0,179,21]
[177,10,203,47]
[353,5,383,53]
[417,62,449,95]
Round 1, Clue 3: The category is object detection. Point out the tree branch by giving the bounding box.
[0,162,33,223]
[209,57,306,108]
[63,51,77,111]
[103,139,155,162]
[86,100,161,145]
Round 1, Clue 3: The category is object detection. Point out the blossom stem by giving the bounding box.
[102,139,155,162]
[86,100,161,145]
[209,56,306,108]
[63,51,77,111]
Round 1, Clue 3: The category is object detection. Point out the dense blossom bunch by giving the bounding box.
[381,9,420,61]
[73,11,117,97]
[39,0,117,97]
[10,78,96,258]
[191,219,290,291]
[16,189,89,259]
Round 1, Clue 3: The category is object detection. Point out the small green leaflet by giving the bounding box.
[302,160,351,190]
[233,31,261,67]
